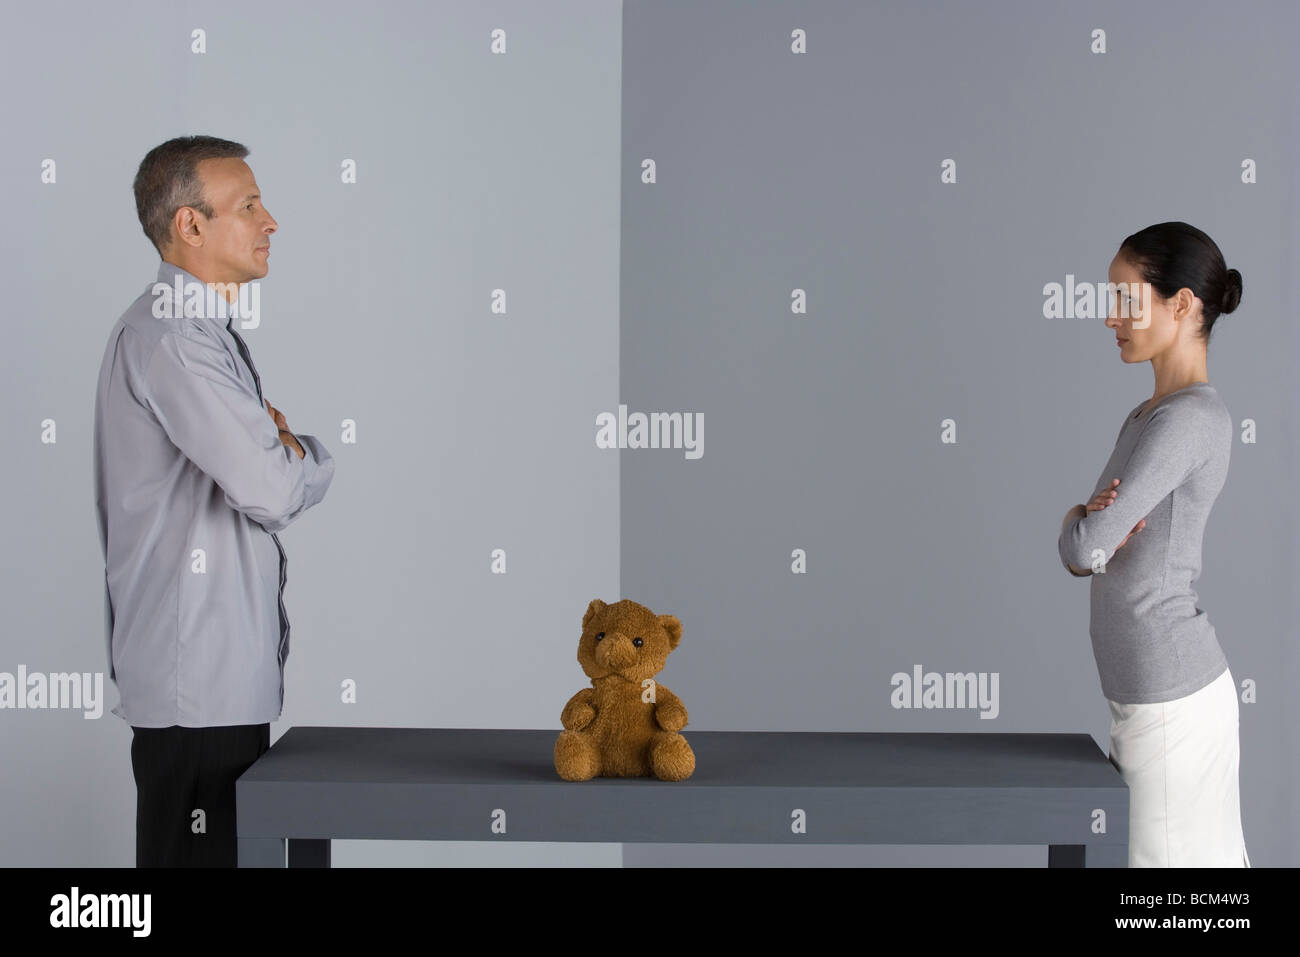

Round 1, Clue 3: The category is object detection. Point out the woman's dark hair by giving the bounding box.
[1117,221,1242,345]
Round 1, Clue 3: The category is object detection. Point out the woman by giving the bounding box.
[1057,221,1249,867]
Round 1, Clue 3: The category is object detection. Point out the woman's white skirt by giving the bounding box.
[1107,666,1250,867]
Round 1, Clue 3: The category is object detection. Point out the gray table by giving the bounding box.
[236,727,1129,867]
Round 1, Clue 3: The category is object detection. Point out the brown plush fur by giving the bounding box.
[554,598,695,782]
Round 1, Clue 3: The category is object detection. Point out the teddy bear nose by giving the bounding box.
[595,634,637,669]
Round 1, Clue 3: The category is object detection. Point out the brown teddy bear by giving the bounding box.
[554,598,695,781]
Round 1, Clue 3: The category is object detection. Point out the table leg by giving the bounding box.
[1049,844,1128,867]
[1048,844,1084,867]
[288,838,331,868]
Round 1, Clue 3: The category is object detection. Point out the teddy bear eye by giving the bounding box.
[633,637,643,647]
[594,632,604,642]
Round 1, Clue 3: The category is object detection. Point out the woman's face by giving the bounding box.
[1106,254,1196,363]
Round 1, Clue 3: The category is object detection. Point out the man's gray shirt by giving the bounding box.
[93,260,335,727]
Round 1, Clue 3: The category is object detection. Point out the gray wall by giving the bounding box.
[2,0,622,867]
[619,0,1298,866]
[1,0,1294,867]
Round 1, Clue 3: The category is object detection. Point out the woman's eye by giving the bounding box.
[633,637,643,647]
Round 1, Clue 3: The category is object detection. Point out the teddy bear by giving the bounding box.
[554,598,695,782]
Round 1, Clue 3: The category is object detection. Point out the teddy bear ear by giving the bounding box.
[582,599,607,630]
[658,614,682,650]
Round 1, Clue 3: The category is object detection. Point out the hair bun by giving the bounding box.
[1220,267,1242,314]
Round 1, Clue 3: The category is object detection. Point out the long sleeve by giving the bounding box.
[142,328,333,533]
[1059,505,1092,576]
[1058,403,1208,574]
[288,432,336,521]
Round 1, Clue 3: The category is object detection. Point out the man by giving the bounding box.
[93,135,335,866]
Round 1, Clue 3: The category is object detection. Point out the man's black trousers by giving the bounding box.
[130,723,271,867]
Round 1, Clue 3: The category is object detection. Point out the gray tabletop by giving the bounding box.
[236,727,1128,851]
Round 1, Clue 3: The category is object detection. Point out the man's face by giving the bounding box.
[183,157,277,286]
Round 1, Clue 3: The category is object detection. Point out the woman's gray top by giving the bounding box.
[1059,382,1231,704]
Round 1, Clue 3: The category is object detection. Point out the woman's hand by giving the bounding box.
[1088,478,1146,550]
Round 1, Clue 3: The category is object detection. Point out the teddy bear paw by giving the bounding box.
[554,729,601,781]
[650,731,695,782]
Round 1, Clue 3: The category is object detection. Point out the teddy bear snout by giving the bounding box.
[594,633,638,671]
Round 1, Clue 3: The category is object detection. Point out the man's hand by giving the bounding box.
[278,429,305,459]
[265,399,289,432]
[266,400,304,459]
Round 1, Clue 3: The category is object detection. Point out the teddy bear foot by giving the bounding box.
[650,731,695,781]
[554,729,602,781]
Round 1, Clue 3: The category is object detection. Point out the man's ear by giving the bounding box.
[173,206,204,249]
[582,599,607,631]
[658,614,682,651]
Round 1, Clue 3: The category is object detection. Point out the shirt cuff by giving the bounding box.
[293,433,336,510]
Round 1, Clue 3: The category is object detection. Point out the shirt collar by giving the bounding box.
[154,259,250,332]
